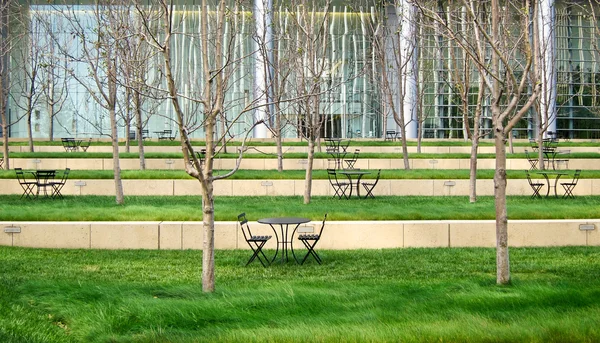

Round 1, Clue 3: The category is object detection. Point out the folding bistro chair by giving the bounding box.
[361,169,382,199]
[344,149,360,169]
[327,169,349,199]
[525,149,538,170]
[561,169,581,199]
[15,168,37,199]
[238,213,272,267]
[49,168,70,199]
[526,170,544,199]
[292,213,327,265]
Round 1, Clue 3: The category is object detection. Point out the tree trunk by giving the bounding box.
[469,137,479,203]
[134,92,145,170]
[27,111,33,152]
[494,129,510,285]
[108,55,124,205]
[201,181,215,292]
[1,117,7,170]
[275,103,283,173]
[303,138,315,204]
[47,102,54,142]
[110,106,124,205]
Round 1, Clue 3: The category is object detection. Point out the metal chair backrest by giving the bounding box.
[371,169,382,186]
[327,169,340,184]
[526,170,540,186]
[59,168,71,184]
[571,169,582,184]
[238,213,253,241]
[15,168,28,183]
[314,213,328,237]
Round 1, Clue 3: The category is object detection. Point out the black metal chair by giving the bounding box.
[292,213,327,265]
[361,169,382,199]
[15,168,37,199]
[327,169,349,199]
[49,168,70,199]
[79,139,92,152]
[344,149,360,169]
[561,169,581,199]
[238,213,272,267]
[525,149,538,170]
[526,170,544,199]
[554,150,570,170]
[529,138,539,152]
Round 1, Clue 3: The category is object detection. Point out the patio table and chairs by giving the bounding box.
[257,216,311,264]
[15,168,70,199]
[34,169,57,197]
[542,138,559,169]
[325,138,350,169]
[532,170,570,198]
[337,170,371,198]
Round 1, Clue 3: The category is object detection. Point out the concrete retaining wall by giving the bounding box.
[1,220,598,250]
[2,178,599,197]
[8,145,600,154]
[7,157,600,170]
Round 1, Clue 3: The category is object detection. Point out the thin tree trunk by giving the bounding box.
[201,179,215,293]
[469,138,479,203]
[27,111,33,152]
[494,129,510,284]
[304,138,315,204]
[134,91,145,170]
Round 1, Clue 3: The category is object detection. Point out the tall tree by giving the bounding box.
[0,0,26,169]
[285,0,333,204]
[55,0,126,204]
[135,0,265,292]
[467,0,541,284]
[418,0,541,284]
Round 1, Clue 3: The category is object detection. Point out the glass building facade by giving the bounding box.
[2,1,600,140]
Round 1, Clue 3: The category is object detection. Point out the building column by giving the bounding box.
[538,0,557,137]
[252,0,272,138]
[396,0,418,139]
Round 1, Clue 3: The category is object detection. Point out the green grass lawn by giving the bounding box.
[5,138,600,147]
[1,246,599,342]
[2,195,600,221]
[4,151,600,160]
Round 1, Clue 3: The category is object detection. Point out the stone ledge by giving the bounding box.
[2,178,598,196]
[1,220,598,250]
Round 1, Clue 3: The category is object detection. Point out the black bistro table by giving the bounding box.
[32,169,56,197]
[533,170,568,198]
[258,217,311,263]
[337,170,370,198]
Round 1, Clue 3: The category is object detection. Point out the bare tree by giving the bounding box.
[0,0,25,169]
[469,0,540,284]
[373,1,417,170]
[282,0,334,204]
[417,1,491,202]
[54,1,126,204]
[419,0,541,284]
[39,32,69,143]
[134,0,267,292]
[13,14,44,152]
